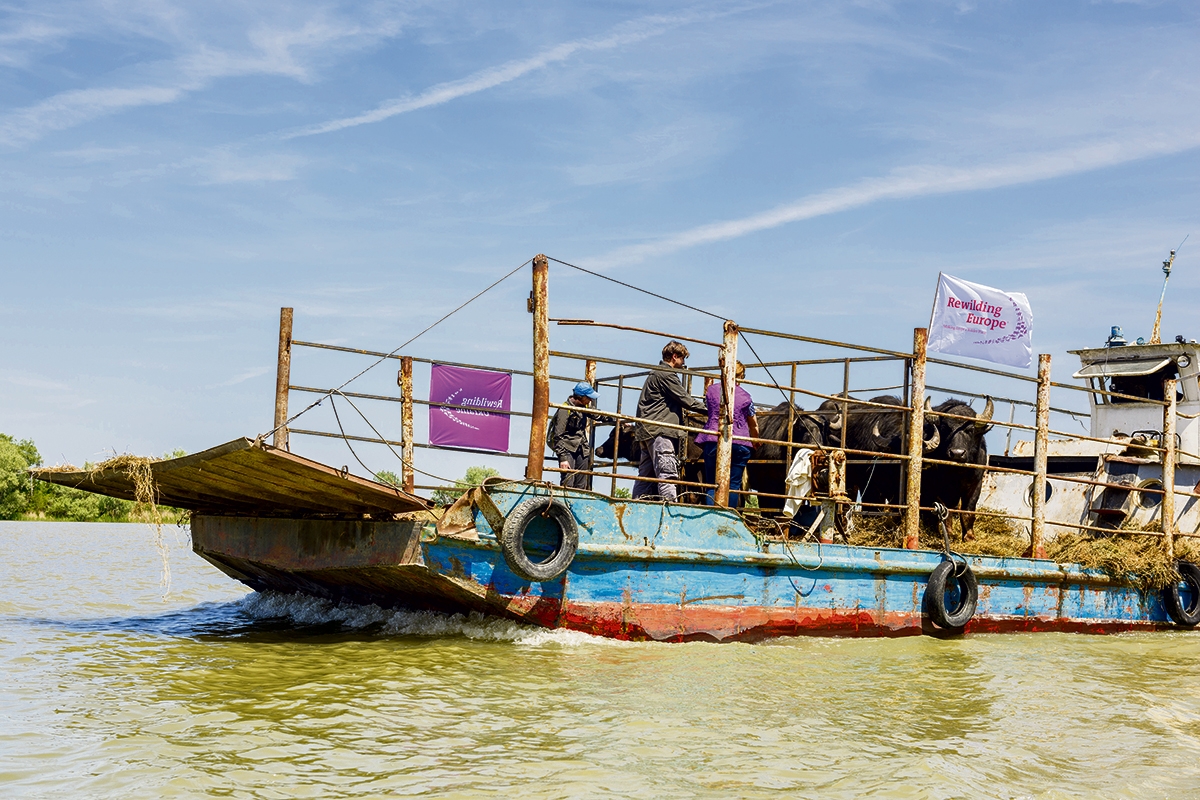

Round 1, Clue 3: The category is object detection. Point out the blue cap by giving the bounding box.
[573,381,599,401]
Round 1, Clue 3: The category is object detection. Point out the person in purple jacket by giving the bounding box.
[695,360,759,507]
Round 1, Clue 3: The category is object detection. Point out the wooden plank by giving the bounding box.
[246,445,424,507]
[177,443,423,509]
[158,466,366,514]
[226,448,418,510]
[33,438,427,516]
[178,458,404,513]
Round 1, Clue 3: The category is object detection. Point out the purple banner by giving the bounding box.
[428,364,512,452]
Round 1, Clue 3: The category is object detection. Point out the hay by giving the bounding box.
[841,507,1195,590]
[1046,528,1198,590]
[88,454,172,597]
[844,513,1023,556]
[953,513,1030,558]
[845,513,904,548]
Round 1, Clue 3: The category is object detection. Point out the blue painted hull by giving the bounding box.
[191,482,1183,641]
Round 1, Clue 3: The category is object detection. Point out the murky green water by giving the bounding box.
[4,522,1200,798]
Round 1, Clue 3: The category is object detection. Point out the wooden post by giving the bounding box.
[273,307,293,450]
[526,255,550,480]
[1030,354,1051,559]
[611,375,624,496]
[714,321,738,506]
[399,356,415,494]
[903,328,927,549]
[786,363,797,470]
[901,356,911,504]
[1004,402,1016,457]
[585,359,597,490]
[1163,378,1178,561]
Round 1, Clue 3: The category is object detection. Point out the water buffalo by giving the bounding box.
[594,421,639,463]
[747,400,839,512]
[594,419,705,497]
[837,395,941,510]
[746,395,940,515]
[920,397,993,539]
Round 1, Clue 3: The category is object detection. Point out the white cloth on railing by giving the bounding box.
[782,450,813,518]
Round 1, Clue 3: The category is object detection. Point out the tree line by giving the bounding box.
[0,433,186,522]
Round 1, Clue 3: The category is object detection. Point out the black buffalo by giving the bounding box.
[594,419,706,497]
[594,421,639,463]
[920,397,993,539]
[747,400,839,512]
[832,395,941,511]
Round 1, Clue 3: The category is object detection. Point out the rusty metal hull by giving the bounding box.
[191,483,1184,642]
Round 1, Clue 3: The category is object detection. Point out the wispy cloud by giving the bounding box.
[210,366,271,388]
[0,11,404,147]
[592,132,1200,267]
[3,371,70,391]
[282,12,708,139]
[0,19,70,67]
[198,149,305,183]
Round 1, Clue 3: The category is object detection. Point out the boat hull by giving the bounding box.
[191,484,1183,642]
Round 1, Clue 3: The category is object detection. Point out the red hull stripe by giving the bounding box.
[505,598,1170,642]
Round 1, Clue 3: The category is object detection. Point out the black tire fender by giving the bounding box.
[1164,561,1200,626]
[925,559,979,629]
[500,497,579,583]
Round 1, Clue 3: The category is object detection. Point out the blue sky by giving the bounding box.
[2,1,1198,482]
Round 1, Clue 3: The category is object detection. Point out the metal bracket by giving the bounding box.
[434,486,506,541]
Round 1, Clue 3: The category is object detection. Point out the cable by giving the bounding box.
[546,256,725,321]
[327,395,385,485]
[262,257,532,440]
[738,330,798,407]
[329,391,458,485]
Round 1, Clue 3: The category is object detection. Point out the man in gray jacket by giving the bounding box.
[633,340,707,501]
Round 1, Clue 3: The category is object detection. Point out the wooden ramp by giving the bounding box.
[34,438,428,516]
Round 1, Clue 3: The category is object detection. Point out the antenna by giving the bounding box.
[1150,235,1189,345]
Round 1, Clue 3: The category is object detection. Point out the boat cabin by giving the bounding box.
[1071,336,1200,465]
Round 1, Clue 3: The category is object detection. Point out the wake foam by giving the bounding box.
[237,591,619,647]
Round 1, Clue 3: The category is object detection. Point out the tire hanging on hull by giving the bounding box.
[925,560,979,629]
[1164,561,1200,626]
[500,497,579,583]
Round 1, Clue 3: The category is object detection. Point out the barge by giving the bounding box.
[36,254,1200,641]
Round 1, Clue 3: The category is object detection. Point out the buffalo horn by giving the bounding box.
[922,397,940,451]
[977,396,995,429]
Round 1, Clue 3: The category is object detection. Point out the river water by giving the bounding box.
[3,521,1200,798]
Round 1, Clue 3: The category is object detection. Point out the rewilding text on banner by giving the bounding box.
[428,364,513,451]
[927,273,1034,369]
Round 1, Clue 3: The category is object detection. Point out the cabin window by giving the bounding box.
[1025,481,1053,506]
[1074,358,1180,404]
[1136,479,1164,509]
[1107,365,1180,403]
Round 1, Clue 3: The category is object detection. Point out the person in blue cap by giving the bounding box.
[548,381,611,489]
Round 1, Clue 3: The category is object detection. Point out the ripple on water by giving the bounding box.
[237,590,624,646]
[5,521,1200,798]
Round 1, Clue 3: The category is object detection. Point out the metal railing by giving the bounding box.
[267,255,1194,558]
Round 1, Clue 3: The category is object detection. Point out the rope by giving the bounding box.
[934,501,969,574]
[262,257,532,440]
[328,391,458,486]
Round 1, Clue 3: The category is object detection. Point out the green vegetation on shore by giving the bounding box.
[374,466,502,507]
[0,434,186,523]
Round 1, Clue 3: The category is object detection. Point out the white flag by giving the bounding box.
[927,273,1033,369]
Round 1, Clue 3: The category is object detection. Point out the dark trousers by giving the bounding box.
[558,450,591,489]
[700,442,752,507]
